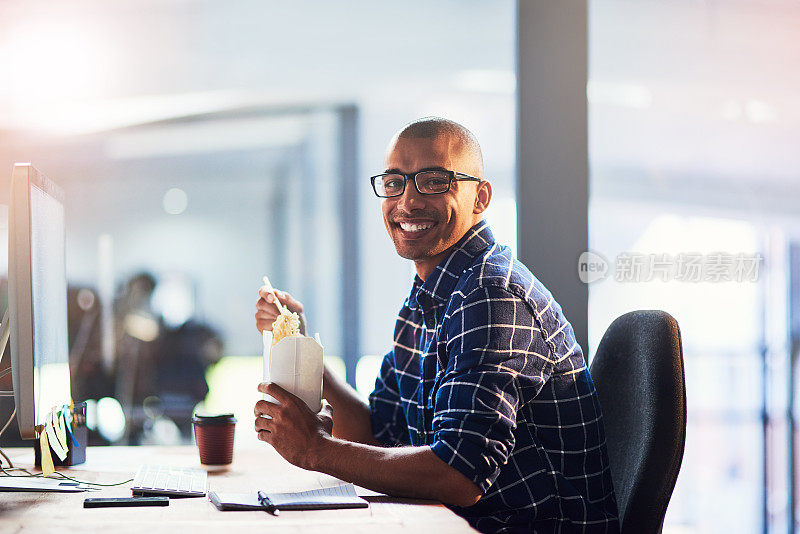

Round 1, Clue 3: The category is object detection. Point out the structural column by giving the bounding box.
[517,0,589,353]
[339,105,360,386]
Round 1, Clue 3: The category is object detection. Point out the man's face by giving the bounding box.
[381,135,481,264]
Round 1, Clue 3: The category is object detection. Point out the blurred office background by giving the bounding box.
[0,0,798,532]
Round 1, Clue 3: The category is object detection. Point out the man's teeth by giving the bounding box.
[399,222,434,232]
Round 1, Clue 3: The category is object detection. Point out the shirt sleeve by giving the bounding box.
[429,284,555,492]
[368,350,411,447]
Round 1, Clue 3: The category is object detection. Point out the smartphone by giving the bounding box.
[84,496,169,508]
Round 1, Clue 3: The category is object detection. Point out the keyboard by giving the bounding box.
[131,464,207,497]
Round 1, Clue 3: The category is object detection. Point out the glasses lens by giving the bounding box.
[416,171,451,194]
[374,174,405,197]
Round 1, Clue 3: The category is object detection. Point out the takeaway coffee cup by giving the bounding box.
[192,413,237,465]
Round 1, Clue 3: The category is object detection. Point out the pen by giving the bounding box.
[257,490,280,516]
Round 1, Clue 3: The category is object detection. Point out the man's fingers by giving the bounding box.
[258,287,304,314]
[254,400,280,418]
[257,429,273,443]
[255,307,278,333]
[279,291,305,313]
[258,287,282,306]
[255,311,277,323]
[257,382,301,407]
[255,308,277,319]
[254,415,275,432]
[257,382,290,402]
[258,287,274,302]
[256,298,279,314]
[256,319,276,334]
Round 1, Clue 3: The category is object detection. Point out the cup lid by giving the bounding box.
[192,413,237,425]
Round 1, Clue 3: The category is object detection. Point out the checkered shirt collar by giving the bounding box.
[408,220,495,310]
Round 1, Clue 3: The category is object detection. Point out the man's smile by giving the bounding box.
[392,218,439,240]
[398,221,434,232]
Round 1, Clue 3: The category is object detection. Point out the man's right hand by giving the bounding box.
[255,287,307,336]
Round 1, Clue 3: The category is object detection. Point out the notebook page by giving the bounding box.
[265,483,362,506]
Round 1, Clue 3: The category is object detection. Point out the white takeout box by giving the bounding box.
[262,334,323,412]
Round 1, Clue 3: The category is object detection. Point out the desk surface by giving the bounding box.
[0,445,475,533]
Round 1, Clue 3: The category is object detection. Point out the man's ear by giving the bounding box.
[473,181,492,215]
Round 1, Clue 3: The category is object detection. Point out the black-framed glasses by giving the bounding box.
[370,169,481,198]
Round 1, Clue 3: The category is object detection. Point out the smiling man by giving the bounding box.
[254,117,620,533]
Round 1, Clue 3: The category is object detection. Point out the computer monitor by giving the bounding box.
[2,163,71,440]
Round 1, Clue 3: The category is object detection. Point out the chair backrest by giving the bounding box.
[589,310,686,533]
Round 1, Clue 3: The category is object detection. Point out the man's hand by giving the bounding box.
[255,288,307,335]
[254,382,333,470]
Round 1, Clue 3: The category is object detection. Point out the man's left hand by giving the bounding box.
[254,382,333,470]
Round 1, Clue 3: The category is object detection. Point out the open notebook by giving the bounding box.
[209,483,369,511]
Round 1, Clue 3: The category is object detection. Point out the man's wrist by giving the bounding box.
[306,433,338,472]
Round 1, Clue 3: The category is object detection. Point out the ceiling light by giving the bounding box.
[162,188,188,215]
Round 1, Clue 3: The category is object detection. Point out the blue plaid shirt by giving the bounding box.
[369,221,619,533]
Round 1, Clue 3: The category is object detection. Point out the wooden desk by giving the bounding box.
[0,445,475,533]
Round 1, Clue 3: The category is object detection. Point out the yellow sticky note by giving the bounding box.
[40,428,55,476]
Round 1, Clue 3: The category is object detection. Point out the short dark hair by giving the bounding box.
[397,117,484,176]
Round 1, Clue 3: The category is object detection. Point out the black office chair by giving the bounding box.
[589,310,686,534]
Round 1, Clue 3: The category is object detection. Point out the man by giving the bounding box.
[254,117,620,533]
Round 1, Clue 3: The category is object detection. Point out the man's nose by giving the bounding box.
[396,180,425,211]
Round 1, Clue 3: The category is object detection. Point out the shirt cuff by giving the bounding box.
[429,436,500,493]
